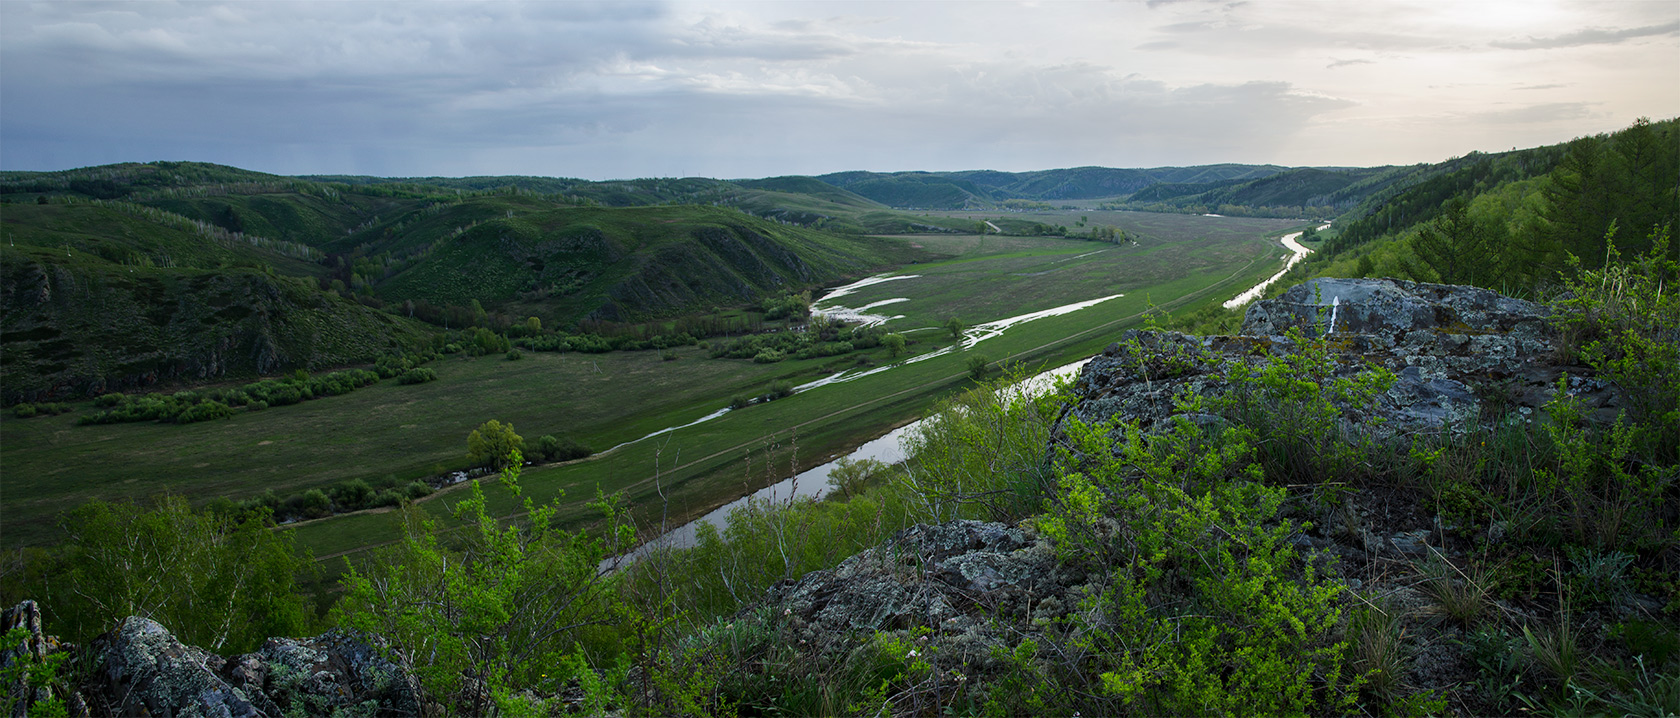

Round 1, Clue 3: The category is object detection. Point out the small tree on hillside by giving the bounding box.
[883,333,907,358]
[944,317,966,340]
[468,420,525,470]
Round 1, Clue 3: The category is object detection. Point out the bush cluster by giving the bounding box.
[11,402,71,418]
[710,319,880,363]
[77,369,382,426]
[513,330,699,354]
[234,474,435,524]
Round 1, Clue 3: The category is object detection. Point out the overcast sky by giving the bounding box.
[3,1,1676,180]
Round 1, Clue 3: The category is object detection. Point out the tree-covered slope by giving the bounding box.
[353,202,911,323]
[0,222,432,403]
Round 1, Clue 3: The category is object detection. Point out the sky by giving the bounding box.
[2,0,1676,180]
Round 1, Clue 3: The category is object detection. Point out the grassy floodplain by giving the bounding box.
[1,212,1303,563]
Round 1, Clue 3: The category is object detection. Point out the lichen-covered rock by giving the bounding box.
[233,631,425,717]
[1066,277,1615,439]
[1,604,433,718]
[762,520,1084,671]
[89,616,260,718]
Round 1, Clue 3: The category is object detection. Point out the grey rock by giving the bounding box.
[2,599,428,718]
[763,520,1074,669]
[91,617,261,718]
[1389,530,1433,557]
[1064,278,1614,442]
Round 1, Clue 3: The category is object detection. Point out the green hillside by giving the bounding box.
[0,215,432,403]
[350,202,907,322]
[1260,117,1679,298]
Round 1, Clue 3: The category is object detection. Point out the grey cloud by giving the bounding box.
[1492,21,1680,50]
[1516,83,1567,91]
[1327,58,1375,69]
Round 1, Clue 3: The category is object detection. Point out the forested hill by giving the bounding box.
[0,167,919,401]
[1272,117,1678,295]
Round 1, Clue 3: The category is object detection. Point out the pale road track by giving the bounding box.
[311,238,1276,563]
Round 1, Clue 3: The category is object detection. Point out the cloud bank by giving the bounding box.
[2,1,1675,178]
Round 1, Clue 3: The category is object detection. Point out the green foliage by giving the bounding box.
[1401,196,1508,285]
[826,457,886,499]
[900,368,1066,522]
[43,496,312,652]
[882,333,906,358]
[1036,413,1360,715]
[334,456,635,715]
[0,626,70,718]
[1552,225,1680,460]
[1215,327,1396,484]
[532,434,591,463]
[467,419,525,470]
[1533,378,1671,549]
[965,353,990,381]
[396,367,437,384]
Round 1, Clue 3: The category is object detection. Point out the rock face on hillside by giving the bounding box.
[1,600,427,718]
[1067,277,1611,437]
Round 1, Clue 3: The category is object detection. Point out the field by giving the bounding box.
[2,212,1304,560]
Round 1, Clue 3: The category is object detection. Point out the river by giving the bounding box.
[608,357,1093,566]
[1222,222,1331,309]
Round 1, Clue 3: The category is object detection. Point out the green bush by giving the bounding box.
[174,400,231,424]
[534,434,592,462]
[334,456,636,715]
[1033,413,1361,715]
[398,367,438,384]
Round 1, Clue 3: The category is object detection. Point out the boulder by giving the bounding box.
[89,616,257,718]
[763,520,1084,671]
[1,601,427,718]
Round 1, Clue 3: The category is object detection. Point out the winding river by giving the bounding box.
[1222,222,1331,309]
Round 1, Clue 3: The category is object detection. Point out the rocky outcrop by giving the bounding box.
[742,278,1626,707]
[1067,277,1612,437]
[2,602,426,718]
[765,520,1078,670]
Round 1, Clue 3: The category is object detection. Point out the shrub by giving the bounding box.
[505,349,522,361]
[534,434,592,463]
[12,403,36,418]
[756,381,794,403]
[398,367,438,384]
[467,420,525,469]
[330,479,376,512]
[174,400,232,424]
[334,457,635,715]
[1034,413,1360,715]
